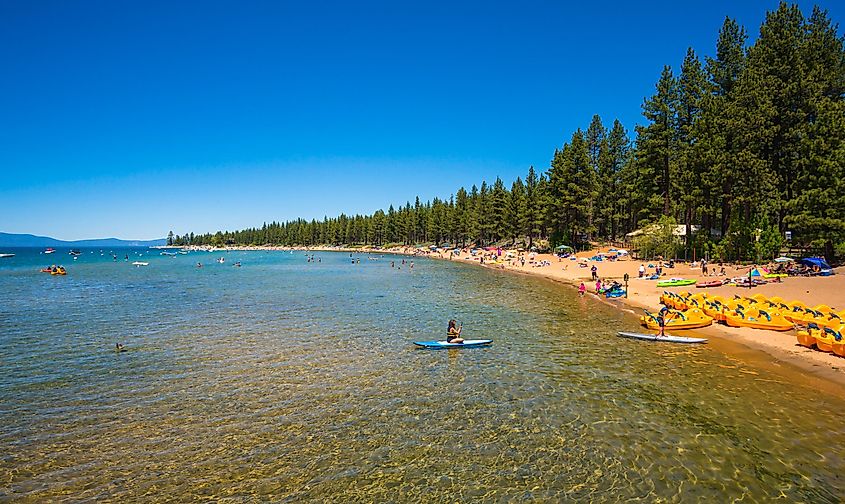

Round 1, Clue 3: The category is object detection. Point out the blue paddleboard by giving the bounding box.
[414,339,493,348]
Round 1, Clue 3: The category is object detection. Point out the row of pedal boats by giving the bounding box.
[645,291,845,357]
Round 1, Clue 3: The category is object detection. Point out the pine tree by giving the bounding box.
[786,6,845,260]
[525,166,543,248]
[635,65,678,222]
[491,177,509,242]
[737,2,806,229]
[454,188,469,246]
[585,114,606,238]
[548,130,594,247]
[509,177,528,244]
[607,119,631,240]
[704,16,747,238]
[676,47,708,257]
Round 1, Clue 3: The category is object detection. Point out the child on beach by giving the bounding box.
[595,279,602,294]
[579,282,586,296]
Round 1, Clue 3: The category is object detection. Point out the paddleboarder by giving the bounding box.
[656,306,672,337]
[447,319,464,344]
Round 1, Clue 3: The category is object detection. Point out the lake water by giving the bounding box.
[1,248,844,502]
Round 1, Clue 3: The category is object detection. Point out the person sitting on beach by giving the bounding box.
[579,282,586,296]
[447,319,464,343]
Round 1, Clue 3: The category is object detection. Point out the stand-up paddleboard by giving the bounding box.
[414,339,493,348]
[617,331,707,344]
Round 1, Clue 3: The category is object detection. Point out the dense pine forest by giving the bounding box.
[176,3,845,262]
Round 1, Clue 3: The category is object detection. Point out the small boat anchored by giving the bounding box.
[0,253,14,258]
[44,248,55,254]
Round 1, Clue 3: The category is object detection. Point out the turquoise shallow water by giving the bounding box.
[1,248,844,502]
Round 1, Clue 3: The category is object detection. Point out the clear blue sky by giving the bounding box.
[2,1,841,240]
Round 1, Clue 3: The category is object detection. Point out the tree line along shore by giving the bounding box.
[172,3,844,264]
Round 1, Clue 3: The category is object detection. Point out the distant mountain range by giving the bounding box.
[0,232,166,248]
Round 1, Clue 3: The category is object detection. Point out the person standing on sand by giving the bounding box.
[591,264,598,280]
[595,278,602,294]
[579,282,586,296]
[638,264,645,278]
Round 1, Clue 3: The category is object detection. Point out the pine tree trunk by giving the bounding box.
[663,152,671,216]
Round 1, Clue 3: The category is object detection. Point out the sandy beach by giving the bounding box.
[182,243,845,388]
[438,247,845,389]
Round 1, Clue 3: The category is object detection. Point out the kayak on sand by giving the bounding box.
[657,278,697,288]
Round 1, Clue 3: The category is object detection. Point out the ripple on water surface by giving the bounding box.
[0,249,844,502]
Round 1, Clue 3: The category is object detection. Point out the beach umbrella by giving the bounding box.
[774,256,793,263]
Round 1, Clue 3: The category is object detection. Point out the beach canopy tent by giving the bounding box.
[800,257,834,273]
[616,249,629,255]
[774,256,794,263]
[555,245,573,251]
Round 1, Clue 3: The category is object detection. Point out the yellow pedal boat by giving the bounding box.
[796,329,817,348]
[723,308,794,331]
[641,308,713,330]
